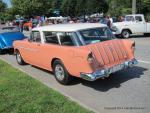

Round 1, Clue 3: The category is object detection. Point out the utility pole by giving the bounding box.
[132,0,136,14]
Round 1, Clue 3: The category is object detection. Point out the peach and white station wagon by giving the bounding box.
[13,23,138,85]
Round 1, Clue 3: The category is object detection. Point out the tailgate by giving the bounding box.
[85,39,130,67]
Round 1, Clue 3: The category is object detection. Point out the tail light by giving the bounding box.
[87,52,95,64]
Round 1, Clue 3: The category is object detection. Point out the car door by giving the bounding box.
[134,16,146,33]
[25,31,43,66]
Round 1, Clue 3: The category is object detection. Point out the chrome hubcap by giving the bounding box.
[123,31,129,38]
[16,52,21,63]
[55,64,65,81]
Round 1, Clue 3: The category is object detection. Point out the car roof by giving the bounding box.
[32,23,107,32]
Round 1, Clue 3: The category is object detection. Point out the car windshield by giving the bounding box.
[80,27,115,45]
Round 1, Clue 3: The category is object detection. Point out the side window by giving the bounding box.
[135,16,142,22]
[126,16,134,21]
[58,33,75,46]
[30,31,41,42]
[44,31,59,44]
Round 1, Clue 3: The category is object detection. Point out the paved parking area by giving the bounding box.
[0,34,150,113]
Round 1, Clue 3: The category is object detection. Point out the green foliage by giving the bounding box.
[107,0,150,18]
[139,0,150,19]
[61,0,108,17]
[0,9,14,21]
[0,0,9,21]
[11,0,51,18]
[1,0,150,21]
[0,0,6,12]
[51,0,62,10]
[0,60,93,113]
[61,0,77,17]
[107,0,132,16]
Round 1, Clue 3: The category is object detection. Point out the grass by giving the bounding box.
[0,59,93,113]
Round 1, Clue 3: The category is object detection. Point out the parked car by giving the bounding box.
[13,23,138,85]
[0,26,25,53]
[112,14,150,38]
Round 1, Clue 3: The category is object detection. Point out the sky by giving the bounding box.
[3,0,11,8]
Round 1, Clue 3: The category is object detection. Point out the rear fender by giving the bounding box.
[121,39,135,59]
[63,48,95,77]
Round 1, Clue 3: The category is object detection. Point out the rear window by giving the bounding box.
[80,27,115,45]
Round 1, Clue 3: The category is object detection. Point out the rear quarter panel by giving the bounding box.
[121,39,135,59]
[38,44,93,77]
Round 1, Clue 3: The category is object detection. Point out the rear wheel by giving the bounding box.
[16,50,26,65]
[121,30,130,38]
[53,60,72,85]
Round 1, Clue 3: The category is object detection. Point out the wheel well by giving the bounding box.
[122,29,132,34]
[51,58,61,69]
[14,49,19,54]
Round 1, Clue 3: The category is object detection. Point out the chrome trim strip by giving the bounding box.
[96,45,104,65]
[101,44,110,64]
[115,41,124,59]
[111,41,120,61]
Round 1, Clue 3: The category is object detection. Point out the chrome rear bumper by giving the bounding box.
[80,58,138,81]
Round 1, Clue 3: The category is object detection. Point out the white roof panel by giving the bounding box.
[32,23,107,32]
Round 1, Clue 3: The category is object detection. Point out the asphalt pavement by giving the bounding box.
[0,32,150,113]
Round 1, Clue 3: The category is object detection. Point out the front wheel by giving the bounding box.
[121,30,130,38]
[53,60,72,85]
[16,50,26,65]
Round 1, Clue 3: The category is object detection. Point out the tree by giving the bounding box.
[107,0,132,17]
[11,0,51,18]
[61,0,108,17]
[0,0,7,22]
[0,0,6,12]
[86,0,108,15]
[76,0,87,16]
[51,0,62,10]
[61,0,77,17]
[139,0,150,20]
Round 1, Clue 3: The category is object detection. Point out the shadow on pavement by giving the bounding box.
[0,49,14,55]
[130,34,150,38]
[29,63,147,92]
[74,66,148,92]
[116,34,150,39]
[31,65,147,92]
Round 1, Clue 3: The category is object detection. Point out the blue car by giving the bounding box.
[0,26,25,53]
